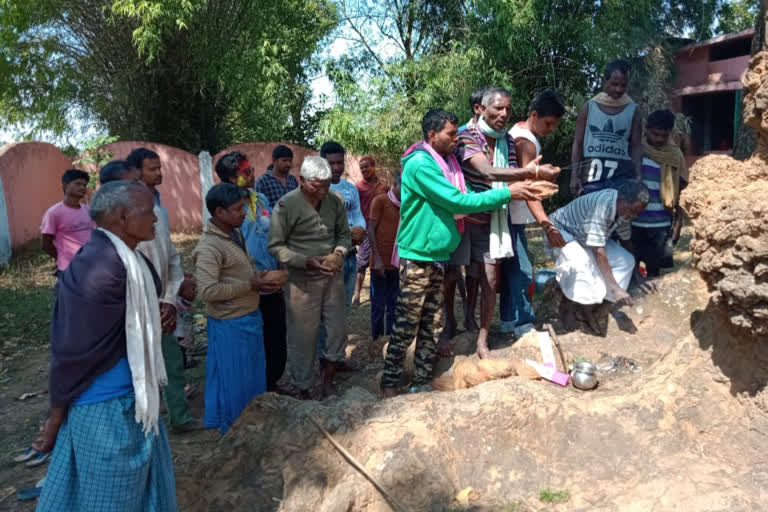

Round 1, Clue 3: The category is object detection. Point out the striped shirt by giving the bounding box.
[632,157,672,228]
[550,189,631,247]
[457,123,517,224]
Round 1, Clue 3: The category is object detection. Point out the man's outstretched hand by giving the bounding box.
[632,268,659,295]
[524,155,561,182]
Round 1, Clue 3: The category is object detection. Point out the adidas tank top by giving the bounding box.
[581,100,637,185]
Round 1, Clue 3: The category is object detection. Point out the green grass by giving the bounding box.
[0,239,57,351]
[0,233,206,354]
[539,489,570,504]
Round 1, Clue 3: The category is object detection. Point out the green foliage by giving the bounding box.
[0,0,337,152]
[319,0,720,174]
[319,44,504,170]
[72,134,120,187]
[717,0,761,34]
[538,488,570,504]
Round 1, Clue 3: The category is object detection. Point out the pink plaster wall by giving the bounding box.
[1,140,371,250]
[101,142,202,231]
[213,142,364,184]
[675,42,750,90]
[0,142,74,247]
[675,47,710,90]
[707,55,750,84]
[213,142,315,182]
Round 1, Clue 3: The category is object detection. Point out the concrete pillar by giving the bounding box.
[0,176,11,266]
[199,151,213,224]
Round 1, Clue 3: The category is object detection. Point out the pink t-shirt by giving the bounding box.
[40,202,95,270]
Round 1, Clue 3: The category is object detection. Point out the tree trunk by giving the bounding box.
[733,1,766,160]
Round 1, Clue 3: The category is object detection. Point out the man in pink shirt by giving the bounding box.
[41,169,95,275]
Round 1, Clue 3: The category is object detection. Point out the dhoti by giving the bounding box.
[550,229,634,305]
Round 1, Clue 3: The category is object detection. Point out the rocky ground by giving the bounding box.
[2,226,766,511]
[174,263,768,512]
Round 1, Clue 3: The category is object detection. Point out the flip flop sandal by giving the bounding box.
[16,486,42,501]
[13,447,39,464]
[25,451,50,468]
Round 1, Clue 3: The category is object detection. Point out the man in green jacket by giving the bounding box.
[380,109,555,397]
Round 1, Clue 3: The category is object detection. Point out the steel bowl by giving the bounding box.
[571,361,598,390]
[573,361,597,374]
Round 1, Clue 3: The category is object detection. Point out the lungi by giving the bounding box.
[204,309,266,433]
[36,393,177,512]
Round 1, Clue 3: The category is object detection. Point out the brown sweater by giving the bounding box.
[193,220,260,320]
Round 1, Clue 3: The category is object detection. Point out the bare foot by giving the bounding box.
[581,304,603,335]
[476,339,491,359]
[436,337,454,358]
[297,389,313,400]
[381,386,398,398]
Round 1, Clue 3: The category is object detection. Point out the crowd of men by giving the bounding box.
[29,58,688,509]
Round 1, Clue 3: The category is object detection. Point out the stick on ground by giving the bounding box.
[309,415,410,512]
[545,323,567,372]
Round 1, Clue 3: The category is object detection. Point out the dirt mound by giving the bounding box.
[175,269,768,511]
[680,153,768,336]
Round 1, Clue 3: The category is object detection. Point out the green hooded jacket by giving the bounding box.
[397,149,511,262]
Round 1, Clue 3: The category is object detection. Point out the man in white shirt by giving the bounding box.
[547,181,649,332]
[503,90,565,337]
[123,147,202,433]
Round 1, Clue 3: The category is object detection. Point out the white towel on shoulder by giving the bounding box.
[489,181,514,259]
[99,228,166,435]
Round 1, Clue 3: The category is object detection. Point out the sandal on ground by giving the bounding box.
[25,451,51,468]
[13,447,39,464]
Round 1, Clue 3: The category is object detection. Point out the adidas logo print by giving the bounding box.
[587,119,628,156]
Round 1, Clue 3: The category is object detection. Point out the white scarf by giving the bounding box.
[99,228,166,435]
[478,118,515,259]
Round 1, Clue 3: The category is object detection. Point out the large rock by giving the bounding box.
[680,154,768,336]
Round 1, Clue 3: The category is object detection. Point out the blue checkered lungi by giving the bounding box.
[36,393,177,512]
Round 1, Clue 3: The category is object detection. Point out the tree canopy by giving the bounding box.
[318,0,753,171]
[0,0,336,153]
[0,0,757,157]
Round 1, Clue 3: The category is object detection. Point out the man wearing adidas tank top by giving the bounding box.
[571,60,643,196]
[502,91,565,337]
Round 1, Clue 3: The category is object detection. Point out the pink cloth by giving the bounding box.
[392,142,467,266]
[40,202,95,270]
[387,188,400,208]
